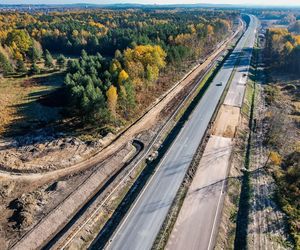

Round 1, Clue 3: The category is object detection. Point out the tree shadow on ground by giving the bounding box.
[0,72,77,149]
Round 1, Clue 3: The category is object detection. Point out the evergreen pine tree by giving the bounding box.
[29,62,40,75]
[0,51,14,76]
[56,54,66,69]
[44,50,54,68]
[16,59,27,73]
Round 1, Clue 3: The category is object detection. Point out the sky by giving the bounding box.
[1,0,300,6]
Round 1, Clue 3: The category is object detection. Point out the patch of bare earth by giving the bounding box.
[0,140,137,249]
[212,104,240,138]
[215,114,249,250]
[0,28,242,249]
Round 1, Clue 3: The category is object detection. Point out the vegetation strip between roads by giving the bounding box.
[234,39,258,249]
[88,31,243,250]
[37,30,242,250]
[152,27,247,250]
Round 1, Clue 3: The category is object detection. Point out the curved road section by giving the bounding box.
[103,15,258,250]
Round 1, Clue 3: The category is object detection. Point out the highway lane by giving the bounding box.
[166,136,233,250]
[165,16,259,250]
[225,15,258,107]
[100,15,257,250]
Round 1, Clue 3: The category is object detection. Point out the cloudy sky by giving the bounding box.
[1,0,300,6]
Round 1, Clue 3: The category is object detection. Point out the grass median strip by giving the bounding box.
[233,44,259,250]
[88,38,239,249]
[152,34,245,250]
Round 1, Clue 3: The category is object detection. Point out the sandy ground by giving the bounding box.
[166,136,233,250]
[10,142,136,250]
[212,105,240,138]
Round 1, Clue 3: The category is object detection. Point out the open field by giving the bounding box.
[0,73,63,137]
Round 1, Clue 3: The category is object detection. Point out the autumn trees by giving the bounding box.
[124,45,166,85]
[6,29,32,60]
[265,27,300,76]
[0,8,236,125]
[0,9,236,77]
[2,9,235,57]
[0,27,59,75]
[64,45,166,123]
[106,85,118,116]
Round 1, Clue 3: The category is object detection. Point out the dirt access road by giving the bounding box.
[8,21,243,250]
[0,23,243,187]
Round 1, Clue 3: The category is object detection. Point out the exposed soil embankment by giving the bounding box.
[0,25,241,177]
[0,24,242,249]
[0,133,111,173]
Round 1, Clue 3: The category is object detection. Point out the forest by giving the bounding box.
[265,23,300,75]
[265,21,300,247]
[0,9,236,126]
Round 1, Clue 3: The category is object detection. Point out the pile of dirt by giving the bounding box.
[8,190,50,231]
[0,130,112,172]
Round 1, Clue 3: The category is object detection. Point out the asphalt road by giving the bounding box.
[166,136,233,250]
[167,16,258,250]
[225,15,259,107]
[103,15,258,250]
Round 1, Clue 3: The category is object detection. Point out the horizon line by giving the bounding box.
[0,2,300,7]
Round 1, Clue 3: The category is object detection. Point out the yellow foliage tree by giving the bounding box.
[106,85,118,116]
[294,35,300,45]
[269,151,282,166]
[118,69,129,85]
[146,64,159,82]
[72,30,79,37]
[219,19,231,32]
[6,29,31,55]
[174,33,194,46]
[188,24,196,34]
[124,44,166,84]
[109,59,122,73]
[207,24,214,36]
[283,41,294,54]
[14,50,23,61]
